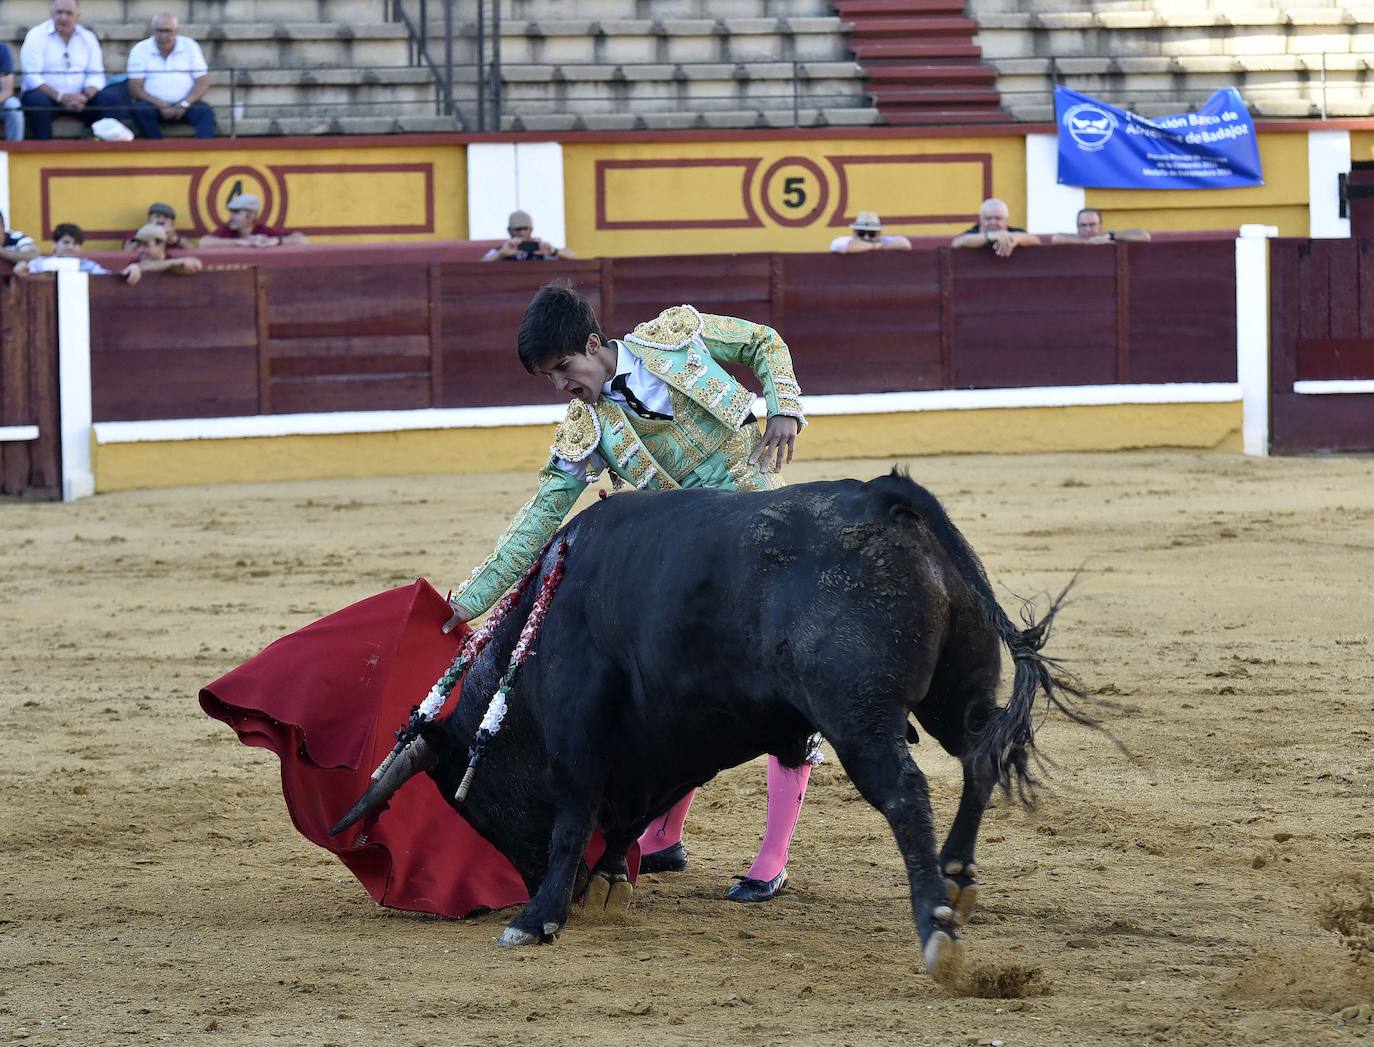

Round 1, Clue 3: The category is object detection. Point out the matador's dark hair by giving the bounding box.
[517,280,605,374]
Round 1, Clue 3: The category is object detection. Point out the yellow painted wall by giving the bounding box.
[2,125,1341,258]
[7,141,468,251]
[94,401,1241,492]
[562,136,1029,258]
[1084,131,1311,236]
[1353,131,1374,163]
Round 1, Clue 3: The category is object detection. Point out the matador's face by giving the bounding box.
[537,335,615,406]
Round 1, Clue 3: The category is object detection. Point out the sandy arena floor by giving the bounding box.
[3,450,1373,1047]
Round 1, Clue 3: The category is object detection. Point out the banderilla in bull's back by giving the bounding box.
[329,470,1099,983]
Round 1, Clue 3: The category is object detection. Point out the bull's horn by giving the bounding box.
[328,737,436,836]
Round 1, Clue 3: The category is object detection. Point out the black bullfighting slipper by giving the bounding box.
[727,868,788,903]
[638,841,688,874]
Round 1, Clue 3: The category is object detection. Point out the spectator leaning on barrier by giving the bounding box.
[199,194,307,248]
[19,0,125,140]
[829,211,911,254]
[481,210,576,261]
[122,202,186,251]
[124,13,214,139]
[122,221,203,285]
[950,198,1040,259]
[1050,208,1152,245]
[15,222,112,275]
[0,41,24,141]
[1,210,38,264]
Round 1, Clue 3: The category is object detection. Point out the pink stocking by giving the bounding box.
[637,789,695,854]
[747,757,812,882]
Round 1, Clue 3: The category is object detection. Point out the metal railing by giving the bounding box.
[12,47,1368,139]
[1038,52,1372,121]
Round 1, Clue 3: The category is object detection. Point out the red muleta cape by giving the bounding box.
[200,579,619,919]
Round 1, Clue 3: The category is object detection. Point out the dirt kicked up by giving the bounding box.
[2,450,1372,1047]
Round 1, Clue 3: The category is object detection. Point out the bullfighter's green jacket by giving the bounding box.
[450,305,806,619]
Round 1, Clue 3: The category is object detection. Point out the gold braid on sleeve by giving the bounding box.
[698,313,806,428]
[451,464,585,619]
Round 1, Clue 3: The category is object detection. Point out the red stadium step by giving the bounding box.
[863,64,997,84]
[835,0,967,14]
[839,0,1009,126]
[867,86,1004,106]
[850,40,983,60]
[846,16,981,37]
[879,107,1011,125]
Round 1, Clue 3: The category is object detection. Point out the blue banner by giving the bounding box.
[1056,86,1263,190]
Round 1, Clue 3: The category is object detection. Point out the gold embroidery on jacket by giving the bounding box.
[625,304,703,350]
[551,400,602,462]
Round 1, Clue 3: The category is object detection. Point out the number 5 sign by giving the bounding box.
[761,157,829,227]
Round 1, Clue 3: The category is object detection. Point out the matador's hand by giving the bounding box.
[441,603,471,635]
[749,415,800,474]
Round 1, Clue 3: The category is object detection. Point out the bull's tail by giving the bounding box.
[975,580,1096,802]
[883,470,1095,802]
[328,736,436,836]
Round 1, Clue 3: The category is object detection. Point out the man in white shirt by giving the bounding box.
[19,0,124,139]
[125,12,214,138]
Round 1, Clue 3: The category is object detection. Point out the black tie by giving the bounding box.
[610,373,672,421]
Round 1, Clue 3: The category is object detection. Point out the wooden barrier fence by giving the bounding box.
[1269,238,1374,454]
[79,242,1240,424]
[0,278,59,498]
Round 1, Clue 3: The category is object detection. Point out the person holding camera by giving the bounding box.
[829,211,911,254]
[481,209,577,262]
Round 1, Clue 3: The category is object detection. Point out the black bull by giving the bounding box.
[331,471,1083,980]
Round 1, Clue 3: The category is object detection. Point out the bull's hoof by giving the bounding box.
[499,926,541,948]
[582,871,633,919]
[922,929,965,986]
[943,859,979,923]
[499,920,560,947]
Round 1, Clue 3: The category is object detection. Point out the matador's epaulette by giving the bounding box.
[624,304,703,351]
[550,399,602,462]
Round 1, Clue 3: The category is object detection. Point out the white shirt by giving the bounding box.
[126,34,208,103]
[554,340,675,481]
[25,255,109,275]
[20,20,105,95]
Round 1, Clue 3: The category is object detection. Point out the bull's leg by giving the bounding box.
[829,734,963,984]
[499,807,596,947]
[916,672,1002,925]
[582,833,634,919]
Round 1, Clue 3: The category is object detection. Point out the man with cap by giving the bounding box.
[121,221,203,284]
[122,202,185,251]
[200,193,306,249]
[829,211,911,254]
[481,210,575,262]
[124,12,215,139]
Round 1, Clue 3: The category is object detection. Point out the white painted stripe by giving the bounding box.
[798,383,1239,416]
[1308,129,1352,240]
[0,425,39,442]
[57,268,95,502]
[1025,132,1085,237]
[1293,379,1374,395]
[95,405,570,443]
[93,383,1241,446]
[1235,230,1273,457]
